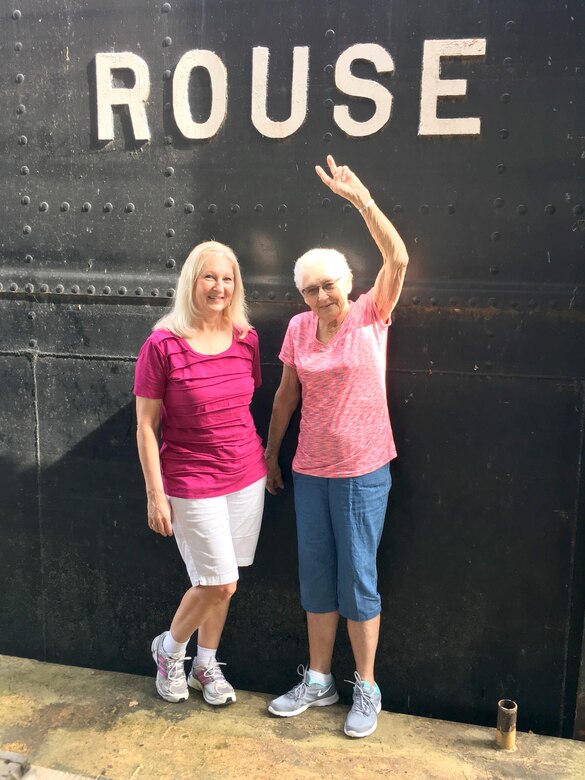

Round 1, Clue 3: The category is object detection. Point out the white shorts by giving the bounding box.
[169,475,266,586]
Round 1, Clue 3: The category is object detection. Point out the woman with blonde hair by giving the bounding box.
[134,241,267,705]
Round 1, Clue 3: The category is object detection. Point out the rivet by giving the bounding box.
[501,93,511,103]
[322,197,330,207]
[20,165,29,175]
[165,197,175,207]
[268,291,276,300]
[323,132,332,142]
[503,57,513,68]
[164,102,172,113]
[103,286,111,295]
[446,204,455,214]
[162,36,172,47]
[60,201,70,212]
[103,202,113,212]
[278,203,287,213]
[393,204,403,214]
[185,203,194,213]
[15,73,24,83]
[135,287,143,296]
[166,228,175,237]
[0,283,3,292]
[39,201,48,211]
[323,98,334,108]
[165,135,173,145]
[166,258,176,268]
[231,204,240,214]
[39,284,48,293]
[82,202,91,212]
[324,64,334,74]
[252,290,260,300]
[15,42,23,52]
[164,166,175,177]
[29,339,37,348]
[491,231,502,241]
[24,253,33,263]
[468,297,477,306]
[163,69,172,81]
[21,195,30,205]
[25,284,34,294]
[325,29,335,39]
[285,292,293,301]
[496,163,506,174]
[449,297,458,306]
[162,2,171,11]
[545,204,556,215]
[9,283,18,292]
[18,135,27,145]
[87,285,95,294]
[487,297,496,306]
[254,203,263,213]
[342,203,352,213]
[55,284,64,294]
[499,129,509,139]
[22,224,31,234]
[430,297,438,306]
[71,285,80,294]
[12,10,22,20]
[505,20,516,32]
[118,286,127,295]
[412,296,420,305]
[517,204,527,215]
[151,289,159,297]
[16,103,25,114]
[573,204,584,215]
[125,203,135,213]
[208,203,217,214]
[166,288,175,297]
[419,204,429,214]
[489,265,500,275]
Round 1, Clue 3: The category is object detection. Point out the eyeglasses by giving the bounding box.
[301,277,343,299]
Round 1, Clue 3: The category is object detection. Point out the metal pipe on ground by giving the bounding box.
[496,699,518,750]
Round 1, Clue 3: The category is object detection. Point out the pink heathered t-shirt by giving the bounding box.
[279,289,396,478]
[133,328,267,499]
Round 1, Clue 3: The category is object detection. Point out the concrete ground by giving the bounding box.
[1,655,584,780]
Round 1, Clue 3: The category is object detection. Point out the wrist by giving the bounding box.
[358,198,375,214]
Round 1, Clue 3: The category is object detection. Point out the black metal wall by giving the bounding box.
[1,0,584,739]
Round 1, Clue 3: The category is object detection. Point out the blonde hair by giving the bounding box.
[293,248,352,290]
[154,241,251,337]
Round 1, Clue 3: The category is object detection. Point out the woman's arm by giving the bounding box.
[136,396,173,537]
[315,154,409,321]
[264,365,302,495]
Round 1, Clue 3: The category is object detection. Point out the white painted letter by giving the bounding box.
[173,50,227,140]
[96,52,150,141]
[333,44,394,137]
[251,46,309,138]
[419,38,486,136]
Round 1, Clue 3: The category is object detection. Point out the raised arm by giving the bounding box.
[315,154,409,321]
[264,365,301,495]
[136,396,173,537]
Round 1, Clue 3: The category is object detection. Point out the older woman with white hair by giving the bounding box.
[134,241,267,706]
[266,156,409,738]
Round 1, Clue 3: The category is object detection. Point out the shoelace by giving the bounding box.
[200,660,228,682]
[344,672,377,715]
[290,664,311,700]
[164,654,191,683]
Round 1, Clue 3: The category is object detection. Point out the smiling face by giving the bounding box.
[300,259,352,323]
[193,254,235,317]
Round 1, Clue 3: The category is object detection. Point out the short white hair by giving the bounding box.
[293,248,352,291]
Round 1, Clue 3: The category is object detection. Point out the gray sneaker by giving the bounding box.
[151,631,189,703]
[343,672,382,738]
[188,659,236,705]
[268,665,339,717]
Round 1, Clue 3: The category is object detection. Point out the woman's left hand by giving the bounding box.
[315,154,371,210]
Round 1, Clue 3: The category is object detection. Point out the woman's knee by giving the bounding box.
[201,581,237,603]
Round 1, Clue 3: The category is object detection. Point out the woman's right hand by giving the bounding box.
[147,490,173,537]
[265,456,285,495]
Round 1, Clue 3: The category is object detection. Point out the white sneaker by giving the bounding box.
[151,631,189,703]
[188,659,236,705]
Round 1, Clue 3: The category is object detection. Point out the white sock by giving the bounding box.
[162,631,188,656]
[196,644,217,667]
[307,668,332,686]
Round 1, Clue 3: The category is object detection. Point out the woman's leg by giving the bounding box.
[307,610,339,674]
[170,582,236,644]
[346,614,380,685]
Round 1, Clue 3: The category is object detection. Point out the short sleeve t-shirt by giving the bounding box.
[133,328,267,499]
[279,289,396,478]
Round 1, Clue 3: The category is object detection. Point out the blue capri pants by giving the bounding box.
[292,463,391,622]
